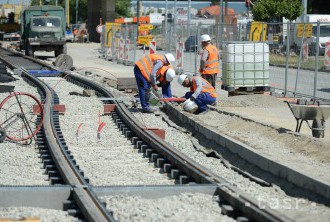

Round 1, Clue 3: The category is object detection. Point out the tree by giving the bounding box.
[252,0,302,22]
[115,0,131,18]
[210,0,220,6]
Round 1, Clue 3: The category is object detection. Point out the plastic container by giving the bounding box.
[222,42,269,88]
[182,99,198,113]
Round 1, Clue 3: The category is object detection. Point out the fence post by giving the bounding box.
[195,23,201,75]
[133,24,137,63]
[284,22,291,96]
[313,21,321,99]
[294,22,306,97]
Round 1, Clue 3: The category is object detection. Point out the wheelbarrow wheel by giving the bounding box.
[0,128,6,143]
[312,119,325,138]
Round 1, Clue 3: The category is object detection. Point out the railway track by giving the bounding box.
[0,47,292,221]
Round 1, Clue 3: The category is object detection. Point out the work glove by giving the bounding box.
[189,96,195,101]
[152,84,158,91]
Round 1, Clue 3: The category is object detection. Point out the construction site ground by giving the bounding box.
[3,41,329,190]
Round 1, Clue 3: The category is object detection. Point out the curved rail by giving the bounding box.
[0,48,115,222]
[0,47,289,222]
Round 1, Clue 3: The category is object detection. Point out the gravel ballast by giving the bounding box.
[41,77,174,186]
[0,77,48,185]
[131,106,330,221]
[0,207,78,222]
[101,193,234,222]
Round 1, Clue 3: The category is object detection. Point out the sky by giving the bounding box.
[0,0,30,4]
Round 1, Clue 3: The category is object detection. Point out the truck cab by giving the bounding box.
[21,6,66,57]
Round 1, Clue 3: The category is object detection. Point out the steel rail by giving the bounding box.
[0,47,290,221]
[0,48,115,222]
[67,72,291,222]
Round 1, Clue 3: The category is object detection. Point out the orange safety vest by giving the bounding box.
[156,65,173,83]
[190,77,217,98]
[201,44,219,75]
[135,54,164,82]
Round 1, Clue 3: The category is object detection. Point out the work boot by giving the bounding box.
[141,108,155,113]
[198,109,209,115]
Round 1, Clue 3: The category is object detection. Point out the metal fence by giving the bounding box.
[100,20,330,101]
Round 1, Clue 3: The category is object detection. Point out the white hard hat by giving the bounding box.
[166,68,176,82]
[177,74,187,85]
[200,34,211,42]
[164,53,175,64]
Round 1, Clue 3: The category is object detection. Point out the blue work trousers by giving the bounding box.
[160,82,172,98]
[185,92,216,112]
[134,66,151,110]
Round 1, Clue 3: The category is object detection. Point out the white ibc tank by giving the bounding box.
[222,42,269,88]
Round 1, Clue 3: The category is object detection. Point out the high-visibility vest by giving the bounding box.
[135,54,164,82]
[156,65,173,83]
[190,77,217,98]
[201,44,219,75]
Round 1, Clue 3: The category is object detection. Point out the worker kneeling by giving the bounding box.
[134,53,176,113]
[177,74,217,114]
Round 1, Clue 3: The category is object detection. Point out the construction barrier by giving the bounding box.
[302,39,308,62]
[325,42,330,67]
[119,37,124,62]
[124,38,130,64]
[176,41,184,73]
[149,39,156,54]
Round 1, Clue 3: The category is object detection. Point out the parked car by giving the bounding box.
[65,30,74,42]
[185,35,198,52]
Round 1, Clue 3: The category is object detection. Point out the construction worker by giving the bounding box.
[73,28,78,42]
[155,65,176,98]
[134,53,176,113]
[177,74,217,114]
[199,34,219,88]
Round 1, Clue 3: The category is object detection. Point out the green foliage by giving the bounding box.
[210,0,220,6]
[252,0,302,22]
[115,0,131,18]
[277,0,303,21]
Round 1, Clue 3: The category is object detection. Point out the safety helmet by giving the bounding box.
[200,34,211,42]
[177,74,187,85]
[164,53,175,64]
[166,68,176,82]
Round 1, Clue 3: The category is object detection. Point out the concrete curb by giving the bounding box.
[163,103,330,200]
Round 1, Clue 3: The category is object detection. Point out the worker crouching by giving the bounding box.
[178,74,217,114]
[134,53,176,113]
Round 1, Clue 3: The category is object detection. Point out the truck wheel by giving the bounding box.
[0,128,6,143]
[25,44,34,57]
[55,45,67,57]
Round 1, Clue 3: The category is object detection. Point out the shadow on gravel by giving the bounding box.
[318,88,330,93]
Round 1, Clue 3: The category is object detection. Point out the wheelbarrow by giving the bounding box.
[285,100,330,138]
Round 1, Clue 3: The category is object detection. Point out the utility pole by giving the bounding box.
[76,0,78,25]
[219,0,224,49]
[66,0,70,26]
[165,0,168,51]
[302,0,308,22]
[137,0,140,39]
[188,0,191,37]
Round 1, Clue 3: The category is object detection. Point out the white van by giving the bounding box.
[293,14,330,56]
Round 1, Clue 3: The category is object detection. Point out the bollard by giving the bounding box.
[76,123,83,144]
[149,39,156,54]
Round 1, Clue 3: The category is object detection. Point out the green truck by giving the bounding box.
[20,5,66,57]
